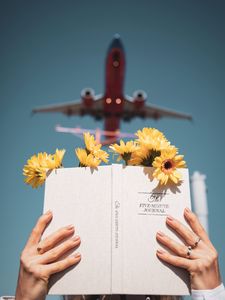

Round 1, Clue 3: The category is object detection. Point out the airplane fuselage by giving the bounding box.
[103,37,125,132]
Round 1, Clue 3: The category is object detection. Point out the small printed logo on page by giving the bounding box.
[138,191,170,216]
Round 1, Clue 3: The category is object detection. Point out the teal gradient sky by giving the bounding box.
[1,1,225,299]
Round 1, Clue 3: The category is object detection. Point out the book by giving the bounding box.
[43,164,191,295]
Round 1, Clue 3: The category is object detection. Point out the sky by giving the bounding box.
[0,0,225,298]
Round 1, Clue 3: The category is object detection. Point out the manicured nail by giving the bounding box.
[74,252,81,258]
[157,249,166,255]
[157,231,165,237]
[67,224,74,230]
[167,215,174,222]
[185,207,191,214]
[73,235,80,242]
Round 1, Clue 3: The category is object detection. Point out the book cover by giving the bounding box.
[43,164,191,295]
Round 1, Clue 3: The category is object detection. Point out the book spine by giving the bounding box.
[111,165,123,293]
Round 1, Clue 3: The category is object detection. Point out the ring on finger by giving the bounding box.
[37,245,43,254]
[192,236,201,249]
[186,245,192,258]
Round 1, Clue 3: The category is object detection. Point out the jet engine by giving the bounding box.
[81,88,95,107]
[133,90,147,109]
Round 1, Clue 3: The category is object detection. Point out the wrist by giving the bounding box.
[15,287,46,300]
[15,279,46,300]
[16,289,46,300]
[190,262,221,290]
[15,265,48,300]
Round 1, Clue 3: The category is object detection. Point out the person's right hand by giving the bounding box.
[15,211,81,300]
[156,208,221,290]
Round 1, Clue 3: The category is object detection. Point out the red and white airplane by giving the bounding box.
[33,34,192,141]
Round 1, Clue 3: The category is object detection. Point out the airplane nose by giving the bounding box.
[108,34,124,50]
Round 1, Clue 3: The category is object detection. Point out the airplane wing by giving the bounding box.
[32,100,83,116]
[32,95,104,117]
[143,104,192,120]
[123,97,192,121]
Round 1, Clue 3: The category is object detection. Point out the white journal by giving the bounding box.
[43,164,191,295]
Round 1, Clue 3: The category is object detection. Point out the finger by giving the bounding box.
[166,215,199,247]
[156,249,191,269]
[25,211,53,248]
[39,236,81,264]
[37,224,75,254]
[184,208,214,248]
[45,253,81,275]
[156,231,198,259]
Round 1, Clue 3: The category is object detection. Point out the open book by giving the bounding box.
[43,164,191,295]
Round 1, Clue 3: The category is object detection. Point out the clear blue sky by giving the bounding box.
[1,0,225,298]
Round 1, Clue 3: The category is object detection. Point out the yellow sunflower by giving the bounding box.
[135,127,170,151]
[75,148,100,168]
[152,149,186,185]
[52,149,66,168]
[84,132,101,153]
[23,149,66,188]
[76,133,108,167]
[128,145,157,166]
[94,149,109,163]
[109,140,138,165]
[35,152,53,168]
[23,153,50,188]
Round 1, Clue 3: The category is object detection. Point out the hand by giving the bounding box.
[15,211,81,300]
[156,208,221,290]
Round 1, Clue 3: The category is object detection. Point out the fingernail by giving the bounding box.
[73,235,80,242]
[157,231,165,237]
[74,252,81,258]
[185,207,191,213]
[67,224,74,230]
[157,249,166,255]
[45,210,52,215]
[167,215,174,222]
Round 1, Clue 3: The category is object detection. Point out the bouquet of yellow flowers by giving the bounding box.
[23,127,186,188]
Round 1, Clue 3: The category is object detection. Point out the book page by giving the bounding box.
[113,165,191,295]
[43,166,112,295]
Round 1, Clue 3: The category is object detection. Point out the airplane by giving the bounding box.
[33,34,192,141]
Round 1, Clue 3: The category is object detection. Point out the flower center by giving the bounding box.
[162,159,174,173]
